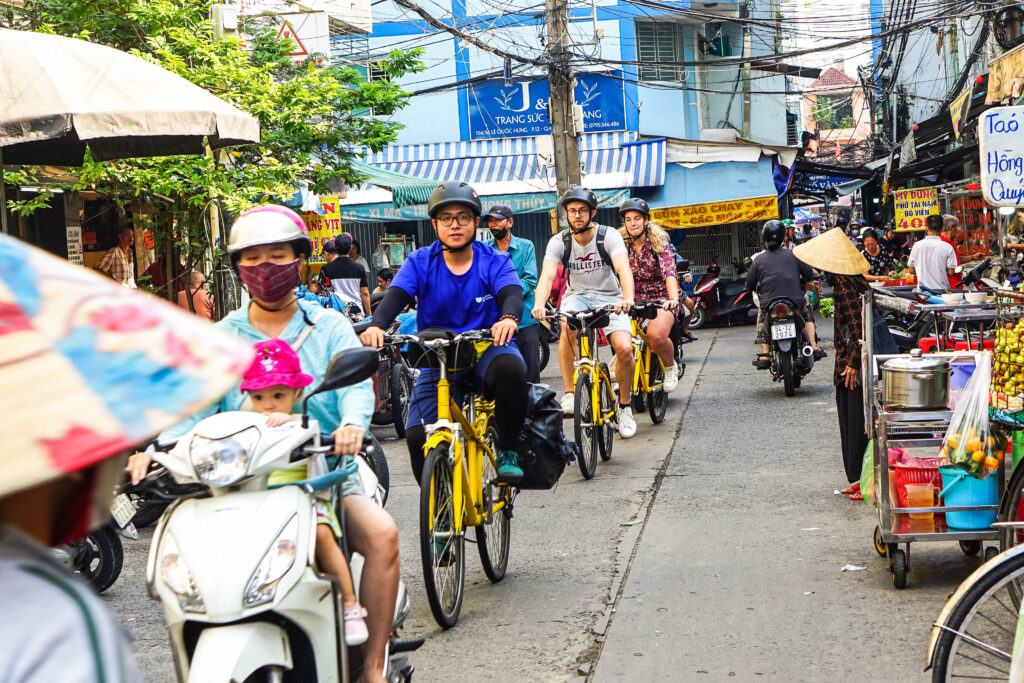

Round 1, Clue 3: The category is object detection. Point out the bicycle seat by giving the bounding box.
[405,327,478,370]
[630,304,659,320]
[565,310,610,331]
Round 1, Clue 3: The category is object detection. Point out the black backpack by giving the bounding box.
[516,384,578,489]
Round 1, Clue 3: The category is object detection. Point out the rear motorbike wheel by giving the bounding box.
[390,364,413,439]
[72,525,124,593]
[689,304,707,330]
[780,351,796,397]
[538,337,550,373]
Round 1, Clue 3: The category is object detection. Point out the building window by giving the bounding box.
[814,94,855,129]
[636,21,685,82]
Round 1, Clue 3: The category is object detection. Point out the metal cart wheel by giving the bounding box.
[985,545,999,562]
[891,548,908,589]
[873,526,887,557]
[959,540,982,557]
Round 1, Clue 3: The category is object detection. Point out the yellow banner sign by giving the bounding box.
[949,87,970,139]
[893,187,939,232]
[651,196,779,230]
[988,42,1024,104]
[301,196,342,265]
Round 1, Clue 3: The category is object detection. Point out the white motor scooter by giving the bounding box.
[146,347,418,683]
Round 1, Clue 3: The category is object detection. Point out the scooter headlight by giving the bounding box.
[189,427,258,487]
[243,515,299,608]
[159,532,205,613]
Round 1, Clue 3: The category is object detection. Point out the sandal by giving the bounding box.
[343,604,369,646]
[841,483,860,495]
[849,492,864,501]
[752,354,771,370]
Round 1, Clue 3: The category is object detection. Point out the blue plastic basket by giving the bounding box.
[938,465,998,529]
[950,360,976,391]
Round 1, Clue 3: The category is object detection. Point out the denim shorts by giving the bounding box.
[406,343,524,430]
[561,291,631,336]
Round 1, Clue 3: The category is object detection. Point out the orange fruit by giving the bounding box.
[988,436,998,448]
[973,450,987,462]
[997,450,1006,462]
[966,438,984,454]
[985,456,1000,470]
[949,435,960,449]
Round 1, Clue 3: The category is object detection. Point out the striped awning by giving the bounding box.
[344,132,665,205]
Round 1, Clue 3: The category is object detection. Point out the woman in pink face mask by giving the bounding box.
[127,205,399,683]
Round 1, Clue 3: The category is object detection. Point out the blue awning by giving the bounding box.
[344,132,665,206]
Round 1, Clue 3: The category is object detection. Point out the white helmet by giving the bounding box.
[227,205,311,268]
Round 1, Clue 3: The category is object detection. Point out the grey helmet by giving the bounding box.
[427,181,482,218]
[559,185,598,210]
[618,197,651,218]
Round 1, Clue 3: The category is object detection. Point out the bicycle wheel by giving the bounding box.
[419,445,465,629]
[597,362,614,462]
[574,372,598,479]
[647,359,668,424]
[998,462,1024,605]
[390,364,413,439]
[477,423,511,583]
[930,550,1024,681]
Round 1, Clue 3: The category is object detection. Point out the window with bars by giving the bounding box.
[636,21,685,82]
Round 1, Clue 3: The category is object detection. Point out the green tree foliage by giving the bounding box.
[6,0,421,292]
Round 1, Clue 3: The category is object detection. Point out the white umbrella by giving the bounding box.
[0,28,261,231]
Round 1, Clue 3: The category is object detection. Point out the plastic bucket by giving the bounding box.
[949,360,976,391]
[938,466,998,529]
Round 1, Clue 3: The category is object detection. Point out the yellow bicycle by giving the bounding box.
[386,329,514,629]
[628,301,669,424]
[556,305,619,479]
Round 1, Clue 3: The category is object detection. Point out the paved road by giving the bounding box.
[103,321,990,681]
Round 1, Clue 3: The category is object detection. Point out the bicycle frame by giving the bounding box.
[422,345,504,538]
[630,319,665,396]
[569,321,616,429]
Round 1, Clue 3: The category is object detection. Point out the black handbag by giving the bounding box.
[516,384,577,489]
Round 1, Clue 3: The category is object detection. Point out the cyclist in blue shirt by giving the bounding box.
[361,182,528,484]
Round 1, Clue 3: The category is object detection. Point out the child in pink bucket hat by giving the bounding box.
[243,339,368,646]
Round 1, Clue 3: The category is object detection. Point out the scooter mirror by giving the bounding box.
[302,347,379,427]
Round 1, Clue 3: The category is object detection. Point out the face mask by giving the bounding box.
[490,227,509,240]
[238,259,300,303]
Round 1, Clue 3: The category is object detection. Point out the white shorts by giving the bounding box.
[560,292,631,336]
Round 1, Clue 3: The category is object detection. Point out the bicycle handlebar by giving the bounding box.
[383,328,494,348]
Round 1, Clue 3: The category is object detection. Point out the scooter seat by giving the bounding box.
[721,281,746,298]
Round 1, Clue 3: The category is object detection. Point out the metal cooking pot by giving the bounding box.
[881,349,950,410]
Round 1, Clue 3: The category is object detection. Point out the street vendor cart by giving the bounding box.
[865,288,1004,589]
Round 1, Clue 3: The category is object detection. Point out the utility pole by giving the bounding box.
[546,0,581,232]
[740,6,752,139]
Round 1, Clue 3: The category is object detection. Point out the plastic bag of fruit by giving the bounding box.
[941,352,1006,479]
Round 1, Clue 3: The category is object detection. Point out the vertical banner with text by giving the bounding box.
[301,196,341,265]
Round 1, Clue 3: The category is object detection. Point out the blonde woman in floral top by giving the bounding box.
[618,198,681,392]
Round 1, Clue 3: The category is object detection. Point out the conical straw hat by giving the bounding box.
[0,234,254,498]
[792,227,869,275]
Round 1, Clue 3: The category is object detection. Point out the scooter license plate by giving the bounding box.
[111,493,136,528]
[771,323,796,340]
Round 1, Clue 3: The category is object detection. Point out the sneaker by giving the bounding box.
[496,449,524,483]
[813,348,827,361]
[618,406,637,438]
[560,393,575,416]
[683,331,698,343]
[343,604,369,646]
[663,365,679,392]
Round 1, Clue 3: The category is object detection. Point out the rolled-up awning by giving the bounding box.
[344,132,666,206]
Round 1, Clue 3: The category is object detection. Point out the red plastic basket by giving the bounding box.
[893,458,944,507]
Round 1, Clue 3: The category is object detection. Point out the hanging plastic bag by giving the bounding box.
[940,352,1005,479]
[860,440,875,506]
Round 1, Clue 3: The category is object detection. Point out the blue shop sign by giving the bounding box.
[466,72,626,140]
[801,173,848,190]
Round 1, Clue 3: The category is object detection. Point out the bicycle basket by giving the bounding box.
[403,327,479,371]
[565,310,610,332]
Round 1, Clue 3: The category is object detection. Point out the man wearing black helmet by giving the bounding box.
[746,220,825,369]
[361,181,529,483]
[533,185,638,439]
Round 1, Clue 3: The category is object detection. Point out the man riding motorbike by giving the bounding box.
[360,181,529,484]
[532,185,638,437]
[126,205,398,683]
[617,197,680,392]
[745,220,826,370]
